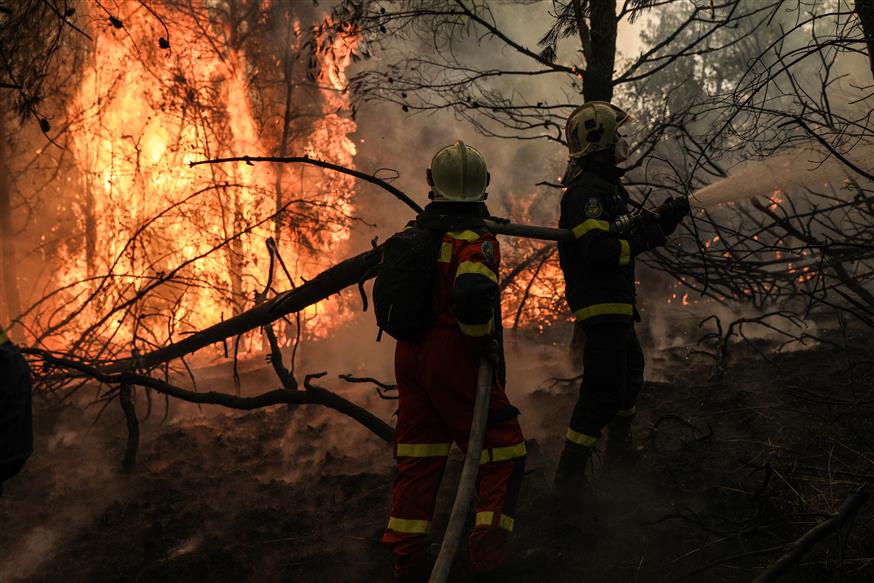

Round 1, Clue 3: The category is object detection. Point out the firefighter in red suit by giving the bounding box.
[382,141,526,582]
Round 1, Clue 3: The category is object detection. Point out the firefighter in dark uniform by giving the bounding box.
[0,324,34,494]
[554,102,689,496]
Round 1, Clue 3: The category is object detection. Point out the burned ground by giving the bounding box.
[2,320,873,583]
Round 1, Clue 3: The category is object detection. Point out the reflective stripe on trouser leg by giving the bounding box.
[382,455,447,578]
[469,456,525,573]
[566,427,598,447]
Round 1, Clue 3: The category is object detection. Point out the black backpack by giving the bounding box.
[373,224,444,342]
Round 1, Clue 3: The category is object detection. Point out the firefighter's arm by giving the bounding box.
[566,190,632,269]
[451,236,500,339]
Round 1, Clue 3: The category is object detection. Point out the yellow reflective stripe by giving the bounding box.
[474,511,515,532]
[616,406,637,417]
[0,328,8,345]
[618,239,631,266]
[566,428,598,447]
[573,303,633,321]
[396,442,452,457]
[456,261,498,284]
[447,229,481,242]
[438,242,453,263]
[475,511,494,526]
[480,441,527,464]
[571,219,610,239]
[459,318,493,337]
[387,517,431,534]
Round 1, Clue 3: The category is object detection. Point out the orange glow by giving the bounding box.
[45,4,359,354]
[500,194,567,330]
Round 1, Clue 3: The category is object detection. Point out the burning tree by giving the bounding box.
[0,2,401,461]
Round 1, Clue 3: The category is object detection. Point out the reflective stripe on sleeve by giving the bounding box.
[573,303,633,321]
[475,511,515,532]
[616,406,637,417]
[396,442,452,457]
[446,230,481,242]
[618,239,631,266]
[571,219,610,239]
[458,318,493,337]
[480,441,527,464]
[456,261,498,284]
[566,428,598,447]
[387,517,431,534]
[438,242,453,263]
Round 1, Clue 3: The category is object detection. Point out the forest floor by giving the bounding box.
[2,316,874,583]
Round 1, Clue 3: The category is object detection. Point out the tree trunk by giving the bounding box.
[583,0,618,101]
[856,0,874,81]
[0,120,22,336]
[274,8,297,247]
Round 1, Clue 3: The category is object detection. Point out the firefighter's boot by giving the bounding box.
[551,442,600,538]
[605,416,636,469]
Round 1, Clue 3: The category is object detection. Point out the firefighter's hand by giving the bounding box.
[630,223,667,254]
[657,197,691,236]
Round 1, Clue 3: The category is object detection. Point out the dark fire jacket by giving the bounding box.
[558,164,637,326]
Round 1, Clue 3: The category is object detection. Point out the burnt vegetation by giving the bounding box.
[1,1,874,582]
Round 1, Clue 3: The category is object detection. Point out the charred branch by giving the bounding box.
[119,383,139,472]
[752,487,870,583]
[27,348,395,444]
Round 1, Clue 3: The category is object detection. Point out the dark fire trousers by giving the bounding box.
[565,322,644,447]
[0,333,33,486]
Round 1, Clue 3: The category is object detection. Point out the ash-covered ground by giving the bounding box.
[2,315,874,583]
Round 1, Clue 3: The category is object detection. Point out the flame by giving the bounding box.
[769,189,785,211]
[42,4,359,355]
[500,193,568,330]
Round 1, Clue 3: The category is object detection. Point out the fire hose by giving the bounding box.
[484,207,660,241]
[428,356,493,583]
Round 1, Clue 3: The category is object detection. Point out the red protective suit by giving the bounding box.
[382,219,526,580]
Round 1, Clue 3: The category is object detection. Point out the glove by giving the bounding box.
[629,222,666,255]
[657,197,691,236]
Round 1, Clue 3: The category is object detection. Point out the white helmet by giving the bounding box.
[427,140,490,203]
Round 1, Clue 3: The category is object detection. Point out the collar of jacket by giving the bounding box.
[416,202,487,232]
[561,152,626,187]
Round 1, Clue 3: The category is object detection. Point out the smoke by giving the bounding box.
[0,405,125,582]
[0,527,59,582]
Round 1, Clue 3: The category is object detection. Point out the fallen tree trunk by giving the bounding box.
[107,223,571,373]
[106,246,383,372]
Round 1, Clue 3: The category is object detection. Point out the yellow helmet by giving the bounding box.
[565,101,632,159]
[427,140,490,203]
